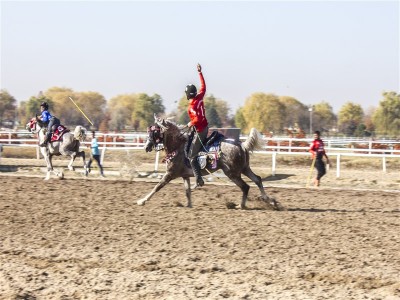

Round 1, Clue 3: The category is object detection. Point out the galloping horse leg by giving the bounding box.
[41,147,53,180]
[78,150,88,176]
[70,150,88,176]
[62,149,88,176]
[243,166,281,210]
[183,177,192,208]
[137,173,173,206]
[228,175,250,209]
[66,152,77,171]
[242,166,269,201]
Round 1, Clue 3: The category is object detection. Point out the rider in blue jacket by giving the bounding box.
[38,102,60,147]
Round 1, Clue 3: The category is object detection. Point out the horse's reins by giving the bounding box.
[148,125,165,152]
[30,119,45,139]
[193,127,207,153]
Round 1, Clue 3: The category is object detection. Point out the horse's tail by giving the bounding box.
[242,128,264,152]
[74,125,87,141]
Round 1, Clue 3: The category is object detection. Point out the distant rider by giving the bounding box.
[38,102,60,147]
[186,63,209,188]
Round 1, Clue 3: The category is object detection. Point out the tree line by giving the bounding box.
[0,87,399,137]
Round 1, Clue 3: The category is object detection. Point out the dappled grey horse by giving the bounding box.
[26,117,88,180]
[137,115,280,209]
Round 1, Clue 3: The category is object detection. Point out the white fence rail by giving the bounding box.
[1,131,399,178]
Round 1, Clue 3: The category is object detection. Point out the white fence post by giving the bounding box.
[100,148,106,164]
[102,134,107,164]
[272,152,277,176]
[382,155,386,173]
[154,150,160,173]
[336,154,341,178]
[369,140,372,155]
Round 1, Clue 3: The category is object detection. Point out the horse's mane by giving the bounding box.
[158,119,188,151]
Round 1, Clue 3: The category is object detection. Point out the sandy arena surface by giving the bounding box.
[0,157,399,300]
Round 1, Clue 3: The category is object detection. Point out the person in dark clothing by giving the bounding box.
[38,102,60,147]
[185,63,209,188]
[309,130,330,186]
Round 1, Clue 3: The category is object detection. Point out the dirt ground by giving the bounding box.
[0,156,399,299]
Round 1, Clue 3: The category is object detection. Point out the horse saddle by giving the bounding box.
[184,130,225,170]
[197,131,225,170]
[197,152,218,170]
[50,125,70,142]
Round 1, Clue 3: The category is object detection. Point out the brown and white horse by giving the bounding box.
[26,117,88,180]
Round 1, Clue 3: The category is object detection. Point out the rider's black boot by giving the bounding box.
[190,158,204,189]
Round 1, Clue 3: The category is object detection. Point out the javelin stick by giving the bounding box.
[306,155,316,188]
[68,96,94,126]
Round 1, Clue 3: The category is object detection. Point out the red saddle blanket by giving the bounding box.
[51,125,70,142]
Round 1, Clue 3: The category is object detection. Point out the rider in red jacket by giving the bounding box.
[309,130,330,186]
[186,63,209,188]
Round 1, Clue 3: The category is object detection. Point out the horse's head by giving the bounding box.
[144,114,169,152]
[73,125,87,142]
[26,117,41,134]
[144,124,163,152]
[145,114,186,152]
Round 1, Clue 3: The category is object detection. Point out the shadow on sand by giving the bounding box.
[0,165,18,172]
[262,174,296,181]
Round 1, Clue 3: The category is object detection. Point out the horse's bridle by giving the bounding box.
[147,125,164,150]
[27,118,39,133]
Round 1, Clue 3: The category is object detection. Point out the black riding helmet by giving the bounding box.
[40,102,49,110]
[185,84,197,100]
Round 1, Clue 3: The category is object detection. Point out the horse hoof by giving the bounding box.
[137,200,146,206]
[273,199,286,211]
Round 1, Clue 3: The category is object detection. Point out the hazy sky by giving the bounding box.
[1,0,399,114]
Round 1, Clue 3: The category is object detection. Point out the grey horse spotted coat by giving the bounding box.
[137,115,280,209]
[26,117,88,180]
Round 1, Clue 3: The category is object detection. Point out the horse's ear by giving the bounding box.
[153,113,163,126]
[154,113,162,123]
[154,117,168,131]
